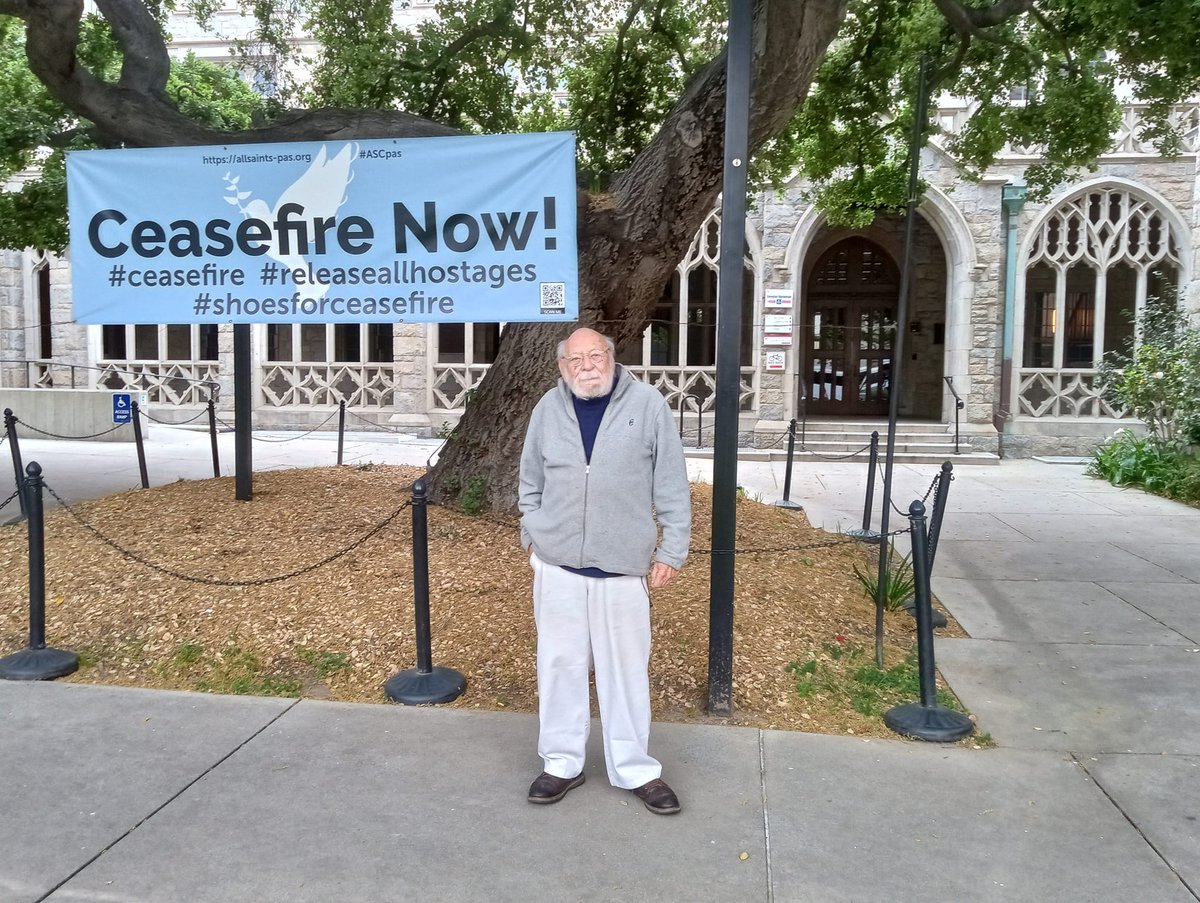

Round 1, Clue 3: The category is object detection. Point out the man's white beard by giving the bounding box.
[568,370,615,400]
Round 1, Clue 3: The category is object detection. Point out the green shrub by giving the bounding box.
[1089,430,1200,504]
[1098,294,1200,445]
[852,552,915,612]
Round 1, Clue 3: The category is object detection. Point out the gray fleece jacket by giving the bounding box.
[518,366,691,576]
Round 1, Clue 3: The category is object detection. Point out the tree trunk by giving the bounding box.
[8,0,850,513]
[431,0,849,511]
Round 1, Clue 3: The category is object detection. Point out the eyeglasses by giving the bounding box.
[562,350,610,369]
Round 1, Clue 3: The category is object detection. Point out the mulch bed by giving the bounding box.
[0,464,964,737]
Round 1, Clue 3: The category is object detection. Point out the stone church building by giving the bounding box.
[2,9,1197,457]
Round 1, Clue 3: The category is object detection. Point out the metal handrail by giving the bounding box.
[943,376,964,454]
[678,392,704,448]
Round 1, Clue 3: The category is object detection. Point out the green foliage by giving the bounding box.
[787,0,1200,220]
[459,474,487,515]
[0,15,265,252]
[194,644,301,697]
[1088,431,1200,504]
[5,0,1200,249]
[297,647,351,679]
[786,642,965,719]
[1097,295,1200,445]
[852,552,915,612]
[174,641,204,665]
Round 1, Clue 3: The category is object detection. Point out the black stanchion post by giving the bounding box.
[882,499,973,741]
[927,460,953,571]
[4,408,27,519]
[773,418,802,510]
[846,431,881,544]
[207,398,221,478]
[337,400,346,466]
[131,401,150,489]
[0,462,79,680]
[864,430,879,532]
[384,480,467,705]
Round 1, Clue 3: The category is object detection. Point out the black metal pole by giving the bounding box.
[234,323,253,501]
[207,398,221,478]
[4,409,27,518]
[0,462,79,680]
[706,0,752,717]
[782,419,796,499]
[412,480,432,673]
[337,400,346,466]
[927,461,953,571]
[882,499,972,741]
[863,431,879,533]
[384,480,466,705]
[131,401,150,489]
[874,56,930,667]
[774,419,802,510]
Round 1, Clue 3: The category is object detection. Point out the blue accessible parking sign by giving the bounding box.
[112,393,132,424]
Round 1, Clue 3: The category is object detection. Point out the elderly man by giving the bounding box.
[518,327,692,815]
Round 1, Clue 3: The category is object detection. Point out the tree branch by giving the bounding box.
[96,0,171,95]
[419,0,517,118]
[931,0,1033,38]
[17,0,461,146]
[606,0,649,141]
[596,0,848,335]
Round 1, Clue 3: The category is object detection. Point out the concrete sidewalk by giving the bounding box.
[2,428,1199,902]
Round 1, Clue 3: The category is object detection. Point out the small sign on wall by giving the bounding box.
[764,351,787,371]
[763,334,791,346]
[765,288,793,308]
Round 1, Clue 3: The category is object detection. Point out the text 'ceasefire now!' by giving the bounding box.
[65,133,579,325]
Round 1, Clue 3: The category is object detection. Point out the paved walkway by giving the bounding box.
[2,428,1198,902]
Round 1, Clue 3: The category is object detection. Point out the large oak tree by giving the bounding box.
[2,0,1197,511]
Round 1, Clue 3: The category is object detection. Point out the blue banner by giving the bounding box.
[66,133,578,324]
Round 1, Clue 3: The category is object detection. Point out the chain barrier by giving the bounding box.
[15,420,128,441]
[215,409,339,442]
[796,440,873,461]
[0,431,6,447]
[0,487,22,512]
[885,469,948,516]
[141,408,210,426]
[693,528,906,556]
[345,408,408,434]
[43,482,414,587]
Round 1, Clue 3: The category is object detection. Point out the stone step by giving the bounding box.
[682,447,1000,466]
[796,440,976,455]
[797,419,953,435]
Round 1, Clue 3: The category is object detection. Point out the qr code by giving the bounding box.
[540,282,566,313]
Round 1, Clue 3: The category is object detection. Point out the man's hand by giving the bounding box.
[648,562,679,589]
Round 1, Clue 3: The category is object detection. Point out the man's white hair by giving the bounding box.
[556,333,616,360]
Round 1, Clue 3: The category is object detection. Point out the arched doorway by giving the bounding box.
[804,237,898,416]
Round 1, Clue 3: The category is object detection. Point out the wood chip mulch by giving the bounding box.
[0,465,964,738]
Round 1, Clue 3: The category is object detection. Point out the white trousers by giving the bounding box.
[531,552,661,789]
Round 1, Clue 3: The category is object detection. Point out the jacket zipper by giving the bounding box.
[578,463,590,567]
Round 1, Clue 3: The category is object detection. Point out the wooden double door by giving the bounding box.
[804,238,898,417]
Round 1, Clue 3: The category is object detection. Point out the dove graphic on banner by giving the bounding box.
[223,143,357,299]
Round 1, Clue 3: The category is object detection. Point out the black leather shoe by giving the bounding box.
[528,771,585,804]
[632,778,681,815]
